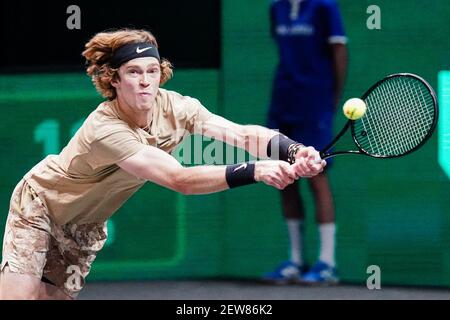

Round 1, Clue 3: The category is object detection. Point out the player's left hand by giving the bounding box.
[292,146,326,178]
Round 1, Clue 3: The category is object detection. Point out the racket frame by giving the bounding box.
[320,73,439,160]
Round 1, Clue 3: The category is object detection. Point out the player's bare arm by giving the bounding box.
[117,145,297,192]
[200,115,326,178]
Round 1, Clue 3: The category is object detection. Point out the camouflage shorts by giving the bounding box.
[1,179,108,298]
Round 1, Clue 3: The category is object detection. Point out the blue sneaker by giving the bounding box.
[300,261,339,285]
[262,261,306,284]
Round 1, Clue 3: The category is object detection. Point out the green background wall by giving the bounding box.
[0,0,449,286]
[220,0,450,286]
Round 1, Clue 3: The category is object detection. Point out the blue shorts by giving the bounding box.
[268,83,334,144]
[267,81,335,164]
[267,113,333,151]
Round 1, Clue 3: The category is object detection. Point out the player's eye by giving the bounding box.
[128,69,140,75]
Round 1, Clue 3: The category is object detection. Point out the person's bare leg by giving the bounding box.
[280,180,304,220]
[38,281,74,300]
[0,266,41,300]
[309,173,334,224]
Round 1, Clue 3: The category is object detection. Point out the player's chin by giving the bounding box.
[136,101,153,111]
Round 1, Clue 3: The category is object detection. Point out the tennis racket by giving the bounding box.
[320,73,438,160]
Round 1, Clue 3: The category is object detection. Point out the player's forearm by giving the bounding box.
[200,115,301,160]
[118,145,257,195]
[332,44,348,106]
[173,166,229,195]
[238,125,279,159]
[237,125,308,163]
[118,146,229,195]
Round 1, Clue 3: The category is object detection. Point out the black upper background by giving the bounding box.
[0,0,221,73]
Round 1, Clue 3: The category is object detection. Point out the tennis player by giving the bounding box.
[0,28,326,299]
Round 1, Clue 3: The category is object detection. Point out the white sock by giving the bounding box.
[286,219,303,266]
[318,223,336,267]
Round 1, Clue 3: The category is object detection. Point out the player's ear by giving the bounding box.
[111,72,121,88]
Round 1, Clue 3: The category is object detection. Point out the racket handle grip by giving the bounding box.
[318,150,333,161]
[313,153,323,164]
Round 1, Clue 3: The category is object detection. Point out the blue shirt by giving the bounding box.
[271,0,347,90]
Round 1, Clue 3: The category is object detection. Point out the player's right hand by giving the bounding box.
[292,146,326,178]
[254,160,296,190]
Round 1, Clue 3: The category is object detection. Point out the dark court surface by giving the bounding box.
[78,279,450,300]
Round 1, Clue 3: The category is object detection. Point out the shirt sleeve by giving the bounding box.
[323,0,348,44]
[89,129,146,169]
[185,96,213,131]
[171,93,214,134]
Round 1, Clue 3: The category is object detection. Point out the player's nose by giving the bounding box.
[140,74,150,86]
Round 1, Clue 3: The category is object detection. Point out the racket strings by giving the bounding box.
[366,82,430,155]
[374,80,432,154]
[361,84,410,155]
[354,76,435,156]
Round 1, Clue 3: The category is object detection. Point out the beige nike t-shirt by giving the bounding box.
[24,88,213,225]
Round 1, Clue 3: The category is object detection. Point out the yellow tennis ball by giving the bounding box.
[342,98,367,120]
